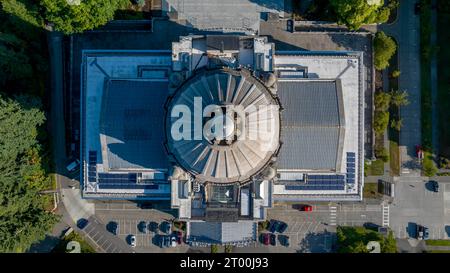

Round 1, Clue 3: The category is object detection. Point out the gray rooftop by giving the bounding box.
[188,221,256,244]
[277,80,345,171]
[100,79,170,170]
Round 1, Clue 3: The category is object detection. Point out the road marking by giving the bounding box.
[329,206,337,226]
[382,204,390,226]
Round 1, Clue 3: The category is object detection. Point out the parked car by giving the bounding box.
[171,236,177,247]
[77,218,89,230]
[129,235,136,247]
[138,203,153,209]
[66,158,80,172]
[160,221,172,234]
[261,233,270,246]
[278,235,290,247]
[164,235,172,248]
[430,180,439,192]
[277,221,288,233]
[268,220,280,233]
[175,231,183,244]
[293,204,313,211]
[138,221,147,233]
[424,226,430,240]
[269,233,277,246]
[287,19,293,32]
[417,225,425,240]
[148,221,159,233]
[107,221,118,235]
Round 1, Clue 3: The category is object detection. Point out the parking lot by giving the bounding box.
[390,178,450,240]
[94,202,189,253]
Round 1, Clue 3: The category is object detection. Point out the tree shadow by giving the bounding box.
[297,229,336,253]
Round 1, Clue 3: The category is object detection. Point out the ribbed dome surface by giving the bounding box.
[165,68,280,184]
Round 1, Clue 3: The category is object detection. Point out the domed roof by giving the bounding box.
[165,68,280,184]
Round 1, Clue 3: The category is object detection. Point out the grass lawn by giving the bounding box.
[426,240,450,246]
[363,183,383,199]
[389,141,400,176]
[365,160,385,176]
[52,232,96,253]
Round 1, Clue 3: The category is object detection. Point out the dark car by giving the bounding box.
[261,233,270,245]
[287,19,294,32]
[148,221,159,233]
[268,220,280,233]
[106,221,118,235]
[160,221,172,234]
[277,221,288,233]
[430,180,439,192]
[269,233,277,246]
[77,218,89,230]
[278,235,290,247]
[138,203,153,209]
[423,226,430,240]
[138,221,147,233]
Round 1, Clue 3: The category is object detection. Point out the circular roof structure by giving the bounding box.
[165,68,281,184]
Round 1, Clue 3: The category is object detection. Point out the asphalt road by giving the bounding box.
[380,0,422,176]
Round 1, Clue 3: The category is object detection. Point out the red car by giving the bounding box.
[175,231,183,244]
[293,204,313,211]
[261,233,270,245]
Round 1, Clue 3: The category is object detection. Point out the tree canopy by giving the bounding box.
[337,226,397,253]
[374,31,397,70]
[330,0,391,30]
[41,0,129,34]
[0,94,59,252]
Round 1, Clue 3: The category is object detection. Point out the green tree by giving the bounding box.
[337,226,396,253]
[390,118,403,131]
[41,0,129,34]
[0,32,33,91]
[374,111,390,135]
[374,91,391,112]
[390,90,409,107]
[0,94,58,252]
[381,231,397,253]
[374,31,397,70]
[330,0,390,30]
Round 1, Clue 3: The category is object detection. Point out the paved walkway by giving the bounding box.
[380,0,422,177]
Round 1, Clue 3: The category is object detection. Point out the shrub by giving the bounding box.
[211,245,218,253]
[374,31,397,70]
[422,154,438,177]
[374,111,390,135]
[391,70,401,78]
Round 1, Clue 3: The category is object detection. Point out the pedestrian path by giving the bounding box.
[382,203,390,227]
[329,205,337,226]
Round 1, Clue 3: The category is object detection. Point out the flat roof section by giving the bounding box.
[277,80,345,171]
[100,79,170,171]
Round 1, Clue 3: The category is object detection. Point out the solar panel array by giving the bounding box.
[285,174,346,191]
[346,152,356,184]
[88,151,97,183]
[98,184,159,190]
[97,172,159,190]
